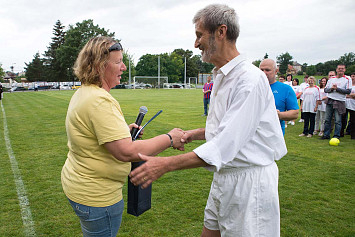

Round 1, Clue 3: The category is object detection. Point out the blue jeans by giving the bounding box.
[68,198,124,237]
[203,98,210,115]
[324,104,342,138]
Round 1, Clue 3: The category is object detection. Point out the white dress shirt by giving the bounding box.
[194,55,287,172]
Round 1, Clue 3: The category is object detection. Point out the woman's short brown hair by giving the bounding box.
[73,36,117,87]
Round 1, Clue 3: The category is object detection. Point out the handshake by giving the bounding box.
[166,128,193,151]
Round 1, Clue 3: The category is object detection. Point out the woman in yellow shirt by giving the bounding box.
[61,36,184,236]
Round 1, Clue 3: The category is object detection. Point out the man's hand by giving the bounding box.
[129,153,169,189]
[331,84,337,91]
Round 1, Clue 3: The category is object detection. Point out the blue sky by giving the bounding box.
[1,0,354,72]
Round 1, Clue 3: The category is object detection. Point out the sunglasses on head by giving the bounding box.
[108,42,123,52]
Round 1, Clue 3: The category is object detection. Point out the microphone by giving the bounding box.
[131,106,148,140]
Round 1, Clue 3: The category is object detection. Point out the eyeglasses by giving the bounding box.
[108,42,123,52]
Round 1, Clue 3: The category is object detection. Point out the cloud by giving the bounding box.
[0,0,354,72]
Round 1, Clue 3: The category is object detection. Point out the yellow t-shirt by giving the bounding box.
[61,85,131,207]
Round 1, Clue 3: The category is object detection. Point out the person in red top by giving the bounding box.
[202,75,213,116]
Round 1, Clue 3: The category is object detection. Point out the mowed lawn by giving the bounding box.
[0,89,353,236]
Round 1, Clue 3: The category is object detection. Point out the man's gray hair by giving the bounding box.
[193,4,240,43]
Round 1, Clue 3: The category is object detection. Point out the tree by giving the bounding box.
[56,19,115,81]
[0,64,5,82]
[306,65,317,76]
[346,64,355,75]
[192,55,214,74]
[136,54,159,77]
[339,52,355,66]
[263,53,269,59]
[43,20,67,81]
[25,52,45,81]
[135,53,184,83]
[166,52,184,82]
[252,60,261,68]
[172,49,199,79]
[121,50,136,83]
[277,52,293,74]
[323,60,339,75]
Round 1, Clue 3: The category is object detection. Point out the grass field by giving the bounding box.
[0,89,354,237]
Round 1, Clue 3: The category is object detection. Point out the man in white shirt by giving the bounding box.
[130,4,286,237]
[320,64,352,139]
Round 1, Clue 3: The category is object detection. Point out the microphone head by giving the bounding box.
[139,106,148,115]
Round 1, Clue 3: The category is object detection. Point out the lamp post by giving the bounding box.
[10,63,16,86]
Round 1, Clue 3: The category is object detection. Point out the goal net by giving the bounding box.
[185,77,197,89]
[133,76,169,89]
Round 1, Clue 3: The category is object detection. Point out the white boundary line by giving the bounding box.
[1,101,36,236]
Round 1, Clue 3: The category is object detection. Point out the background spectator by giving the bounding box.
[299,76,321,137]
[314,77,328,136]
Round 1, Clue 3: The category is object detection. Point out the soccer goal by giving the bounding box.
[133,76,169,89]
[185,77,197,89]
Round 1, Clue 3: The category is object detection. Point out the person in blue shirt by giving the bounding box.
[260,59,299,135]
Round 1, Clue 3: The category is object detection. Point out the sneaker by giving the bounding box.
[319,136,330,140]
[299,133,306,137]
[307,134,313,138]
[285,124,287,128]
[298,119,304,123]
[288,121,292,125]
[313,131,318,135]
[291,121,295,125]
[318,132,323,136]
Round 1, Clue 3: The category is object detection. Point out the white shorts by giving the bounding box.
[204,162,280,237]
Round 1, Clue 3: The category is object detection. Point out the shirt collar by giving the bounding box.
[213,54,246,77]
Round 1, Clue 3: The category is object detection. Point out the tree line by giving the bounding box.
[23,19,214,83]
[10,19,355,83]
[253,52,355,76]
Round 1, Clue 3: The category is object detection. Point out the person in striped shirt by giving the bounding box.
[202,75,213,116]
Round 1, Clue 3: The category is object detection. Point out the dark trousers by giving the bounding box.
[300,99,304,119]
[341,109,351,136]
[303,112,316,135]
[203,97,210,115]
[349,109,355,139]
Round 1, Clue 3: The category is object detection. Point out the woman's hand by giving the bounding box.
[168,128,185,150]
[128,123,144,139]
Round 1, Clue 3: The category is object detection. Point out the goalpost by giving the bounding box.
[185,77,197,89]
[133,76,169,89]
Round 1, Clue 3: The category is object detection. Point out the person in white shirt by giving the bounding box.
[279,75,285,83]
[314,77,328,136]
[343,73,355,139]
[297,75,310,122]
[291,78,300,94]
[129,4,286,237]
[320,64,352,139]
[299,76,321,137]
[289,78,300,125]
[285,74,293,86]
